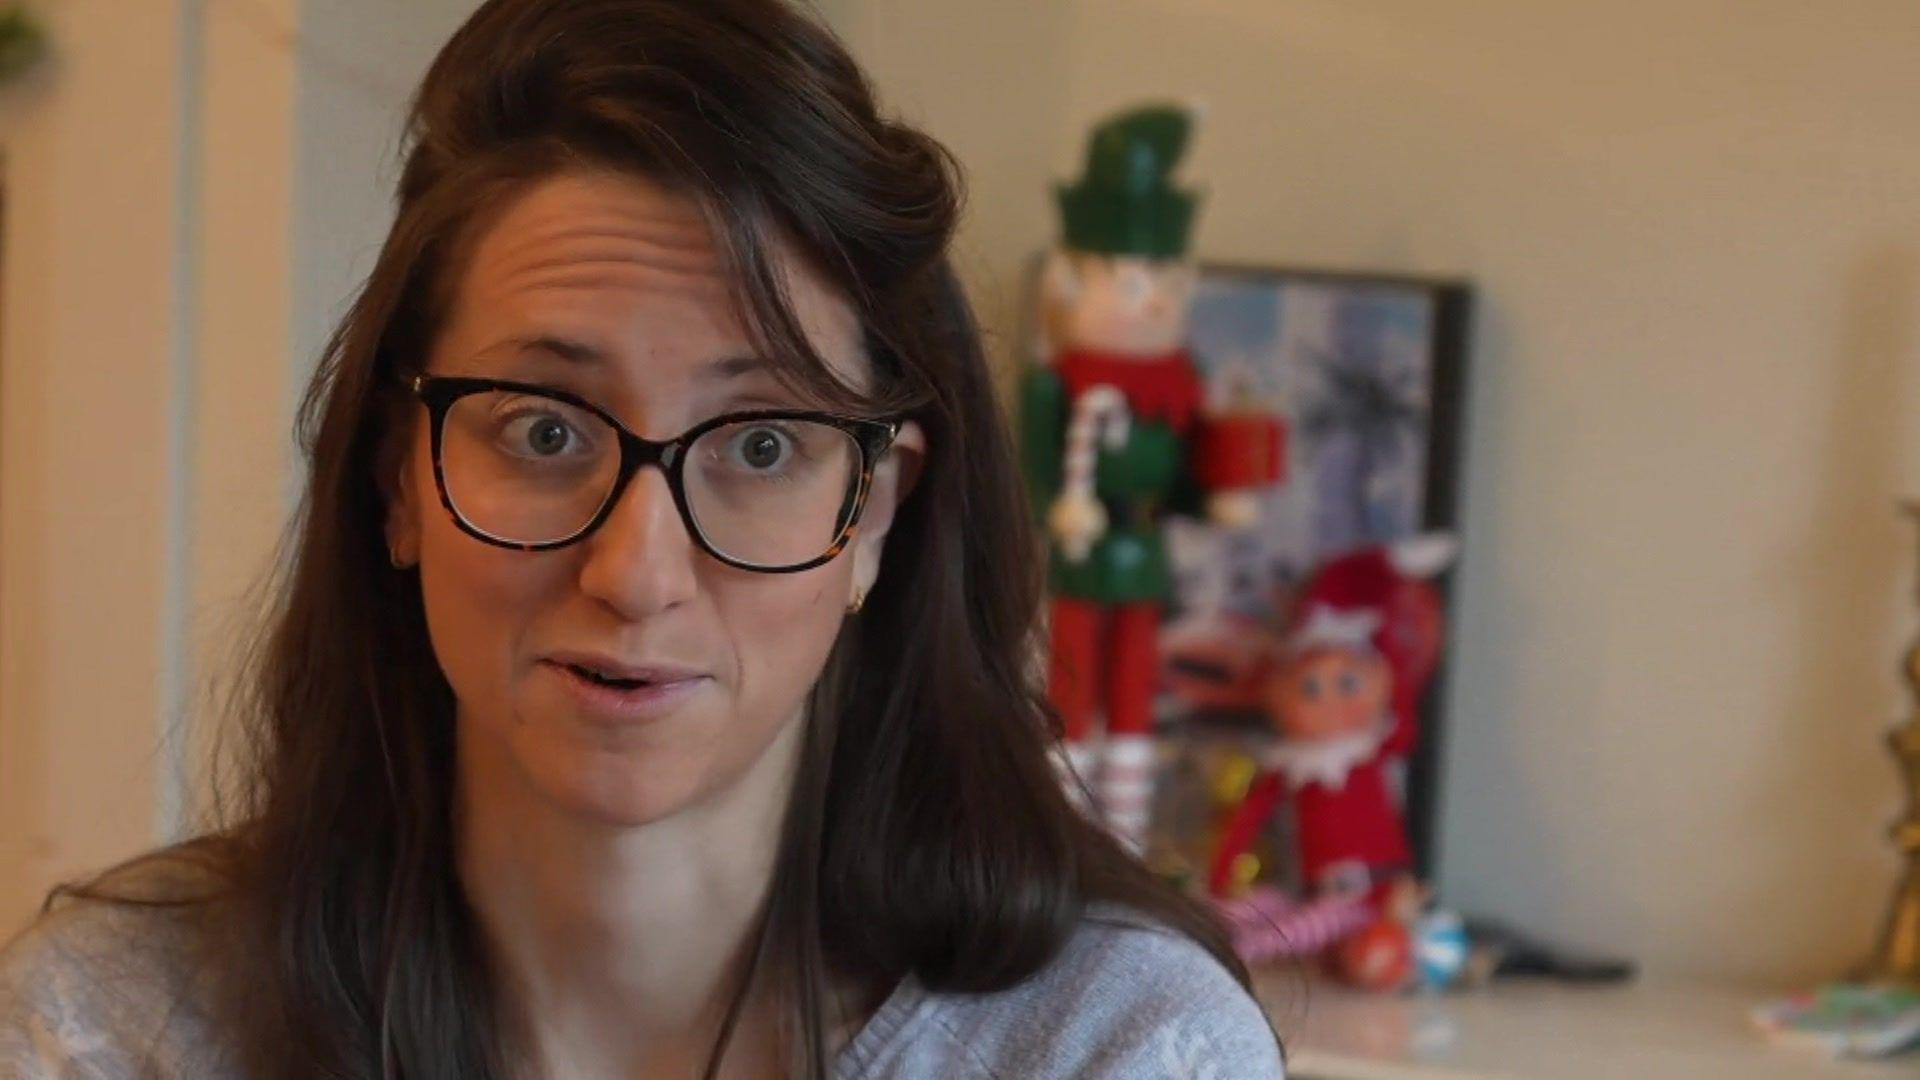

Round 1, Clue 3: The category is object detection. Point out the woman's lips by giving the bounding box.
[541,659,710,723]
[542,650,708,685]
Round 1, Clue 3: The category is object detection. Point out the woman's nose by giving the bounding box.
[575,467,700,618]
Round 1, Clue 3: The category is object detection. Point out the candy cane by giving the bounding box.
[1048,384,1130,563]
[1215,886,1374,965]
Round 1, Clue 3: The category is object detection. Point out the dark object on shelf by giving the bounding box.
[1464,916,1638,984]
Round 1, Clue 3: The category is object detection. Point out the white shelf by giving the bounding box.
[1251,972,1917,1079]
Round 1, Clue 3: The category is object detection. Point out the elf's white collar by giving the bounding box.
[1265,719,1389,791]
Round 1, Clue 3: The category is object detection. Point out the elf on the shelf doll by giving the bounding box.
[1021,104,1285,850]
[1207,537,1454,902]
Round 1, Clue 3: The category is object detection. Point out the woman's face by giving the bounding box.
[387,170,922,828]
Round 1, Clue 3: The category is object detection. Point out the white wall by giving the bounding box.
[829,0,1920,983]
[0,0,476,931]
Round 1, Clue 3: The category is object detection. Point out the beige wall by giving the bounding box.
[0,0,193,926]
[291,0,482,380]
[820,0,1075,390]
[830,0,1920,983]
[0,0,475,931]
[0,0,307,921]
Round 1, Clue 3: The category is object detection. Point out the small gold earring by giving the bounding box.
[847,586,867,615]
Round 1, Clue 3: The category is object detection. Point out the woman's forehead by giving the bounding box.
[438,170,866,393]
[465,172,728,304]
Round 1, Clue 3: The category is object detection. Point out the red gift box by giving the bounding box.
[1193,412,1287,490]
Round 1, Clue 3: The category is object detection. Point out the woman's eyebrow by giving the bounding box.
[485,337,768,383]
[697,354,771,382]
[482,334,608,365]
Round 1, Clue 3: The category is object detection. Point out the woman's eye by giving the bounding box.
[730,426,793,470]
[1298,675,1322,701]
[1337,671,1361,696]
[501,413,582,457]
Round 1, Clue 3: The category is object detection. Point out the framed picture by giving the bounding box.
[1017,253,1472,883]
[1156,263,1473,878]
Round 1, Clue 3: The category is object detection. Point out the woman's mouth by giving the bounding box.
[563,662,650,689]
[541,659,710,723]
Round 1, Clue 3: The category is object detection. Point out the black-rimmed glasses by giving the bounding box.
[409,375,900,573]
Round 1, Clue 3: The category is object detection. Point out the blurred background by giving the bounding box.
[3,0,1918,991]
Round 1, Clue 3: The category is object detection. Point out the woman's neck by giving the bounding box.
[455,714,804,1077]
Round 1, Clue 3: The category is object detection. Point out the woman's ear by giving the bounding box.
[849,420,926,605]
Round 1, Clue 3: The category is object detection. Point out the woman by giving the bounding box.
[0,1,1286,1076]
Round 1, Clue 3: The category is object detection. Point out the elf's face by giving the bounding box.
[1267,646,1392,742]
[1048,252,1197,357]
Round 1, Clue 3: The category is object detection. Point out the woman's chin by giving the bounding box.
[517,742,709,830]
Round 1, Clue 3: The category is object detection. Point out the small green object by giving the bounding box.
[1052,525,1175,604]
[1055,104,1200,258]
[0,7,47,85]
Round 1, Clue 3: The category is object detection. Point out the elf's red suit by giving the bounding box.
[1207,539,1452,902]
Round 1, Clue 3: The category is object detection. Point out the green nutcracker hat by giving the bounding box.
[1055,103,1200,259]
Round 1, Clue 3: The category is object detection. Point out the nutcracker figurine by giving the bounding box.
[1206,536,1454,902]
[1021,104,1286,850]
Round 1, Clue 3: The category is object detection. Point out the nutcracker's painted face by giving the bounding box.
[1046,252,1197,357]
[1267,646,1392,741]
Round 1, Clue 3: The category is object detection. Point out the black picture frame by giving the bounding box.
[1173,262,1473,879]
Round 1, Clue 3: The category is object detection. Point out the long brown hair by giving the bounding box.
[69,1,1263,1075]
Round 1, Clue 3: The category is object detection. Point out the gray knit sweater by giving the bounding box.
[0,884,1285,1078]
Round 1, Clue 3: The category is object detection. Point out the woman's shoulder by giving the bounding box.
[837,904,1285,1079]
[0,852,237,1078]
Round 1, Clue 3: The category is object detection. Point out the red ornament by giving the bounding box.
[1334,916,1414,991]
